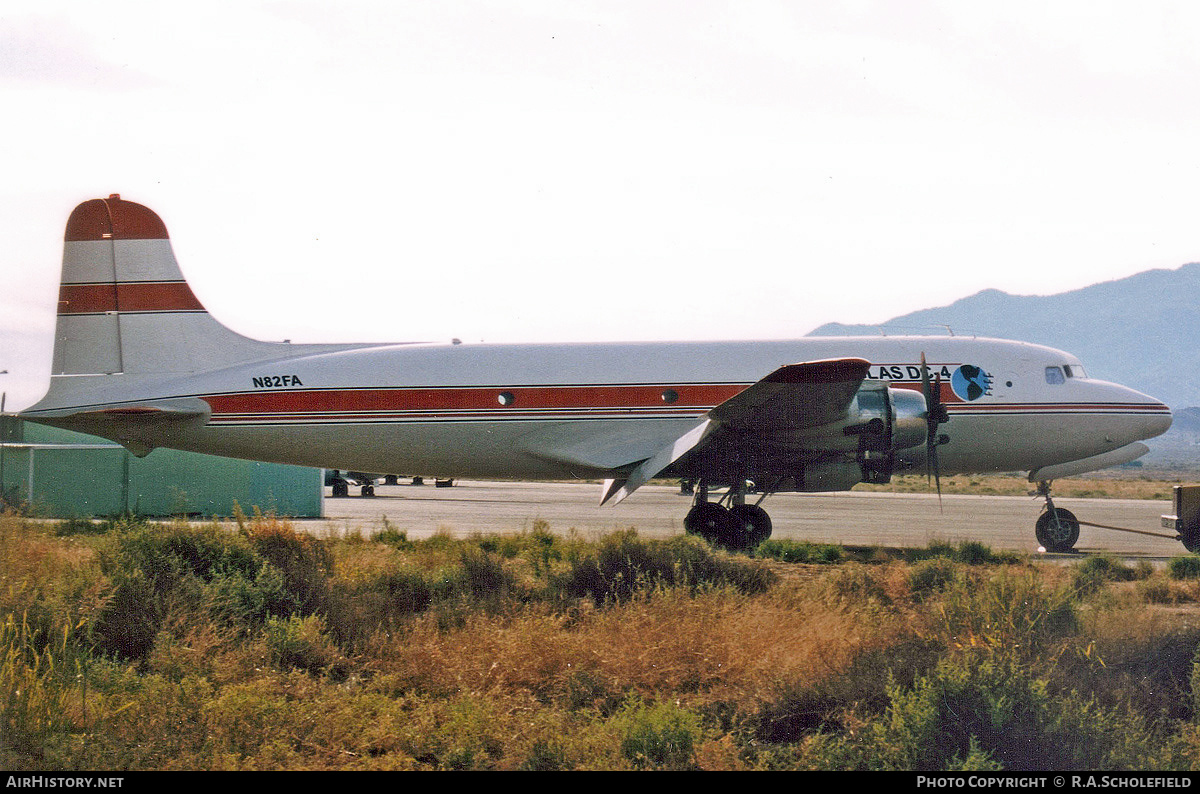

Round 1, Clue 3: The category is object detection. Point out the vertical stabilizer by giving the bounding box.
[52,194,291,376]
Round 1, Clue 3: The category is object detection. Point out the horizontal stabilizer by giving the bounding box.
[28,397,211,423]
[21,397,212,457]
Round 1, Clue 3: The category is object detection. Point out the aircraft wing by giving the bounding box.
[706,358,871,430]
[600,358,872,505]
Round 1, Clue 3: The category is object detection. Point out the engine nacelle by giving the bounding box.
[705,380,934,492]
[787,382,929,490]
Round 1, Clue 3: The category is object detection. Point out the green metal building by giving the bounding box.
[0,417,323,518]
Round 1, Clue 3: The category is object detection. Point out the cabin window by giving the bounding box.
[1044,366,1065,385]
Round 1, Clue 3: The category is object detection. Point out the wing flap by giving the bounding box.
[600,419,713,505]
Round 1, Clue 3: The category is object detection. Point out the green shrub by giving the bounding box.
[936,570,1077,658]
[244,520,333,615]
[102,523,262,592]
[1168,555,1200,580]
[906,540,1014,566]
[1072,555,1142,595]
[908,557,959,600]
[612,698,701,770]
[954,540,1003,566]
[371,566,435,614]
[263,615,339,676]
[821,565,890,606]
[92,523,321,660]
[756,539,842,564]
[52,517,106,537]
[555,530,775,606]
[370,524,409,548]
[520,740,573,771]
[752,682,846,743]
[796,652,1172,770]
[458,547,516,603]
[92,568,161,661]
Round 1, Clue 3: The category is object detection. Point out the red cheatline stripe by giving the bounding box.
[204,405,1170,426]
[203,384,748,415]
[202,386,1171,418]
[58,281,205,315]
[207,410,709,425]
[946,402,1170,412]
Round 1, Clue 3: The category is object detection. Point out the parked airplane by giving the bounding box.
[16,195,1174,552]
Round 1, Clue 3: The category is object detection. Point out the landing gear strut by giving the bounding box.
[683,481,773,551]
[1034,480,1080,553]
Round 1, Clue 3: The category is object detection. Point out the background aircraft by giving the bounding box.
[16,196,1173,552]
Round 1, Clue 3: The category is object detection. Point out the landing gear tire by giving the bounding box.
[332,479,349,498]
[361,484,375,497]
[685,502,729,544]
[1036,507,1079,553]
[726,504,772,550]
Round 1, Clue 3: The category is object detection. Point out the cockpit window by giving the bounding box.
[1063,364,1086,379]
[1045,366,1065,385]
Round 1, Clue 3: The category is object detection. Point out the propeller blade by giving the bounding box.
[930,372,943,510]
[920,354,945,512]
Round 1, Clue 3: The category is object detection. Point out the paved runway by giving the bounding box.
[305,479,1190,559]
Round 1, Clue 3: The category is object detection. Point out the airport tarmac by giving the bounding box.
[305,479,1190,559]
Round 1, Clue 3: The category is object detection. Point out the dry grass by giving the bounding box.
[5,510,1200,771]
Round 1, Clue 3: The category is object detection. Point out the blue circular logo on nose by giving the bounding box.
[951,365,991,401]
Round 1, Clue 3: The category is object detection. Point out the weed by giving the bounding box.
[1168,555,1200,580]
[1,612,87,760]
[612,698,702,770]
[520,740,573,771]
[53,517,107,537]
[263,614,340,676]
[555,530,775,606]
[756,538,843,564]
[1072,555,1143,595]
[908,557,960,600]
[936,569,1078,659]
[3,511,1198,771]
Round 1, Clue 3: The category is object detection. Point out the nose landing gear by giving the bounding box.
[1034,480,1080,553]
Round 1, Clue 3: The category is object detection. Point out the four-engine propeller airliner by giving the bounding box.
[15,195,1174,552]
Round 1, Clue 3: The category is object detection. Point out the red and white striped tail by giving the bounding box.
[52,194,283,376]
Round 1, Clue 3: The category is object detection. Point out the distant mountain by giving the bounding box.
[810,262,1200,410]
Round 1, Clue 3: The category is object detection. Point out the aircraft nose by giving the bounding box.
[1111,383,1172,441]
[1146,402,1173,439]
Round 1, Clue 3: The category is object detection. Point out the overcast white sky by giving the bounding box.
[2,0,1199,409]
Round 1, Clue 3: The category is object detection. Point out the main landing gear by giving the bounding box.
[1033,480,1080,553]
[683,481,773,551]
